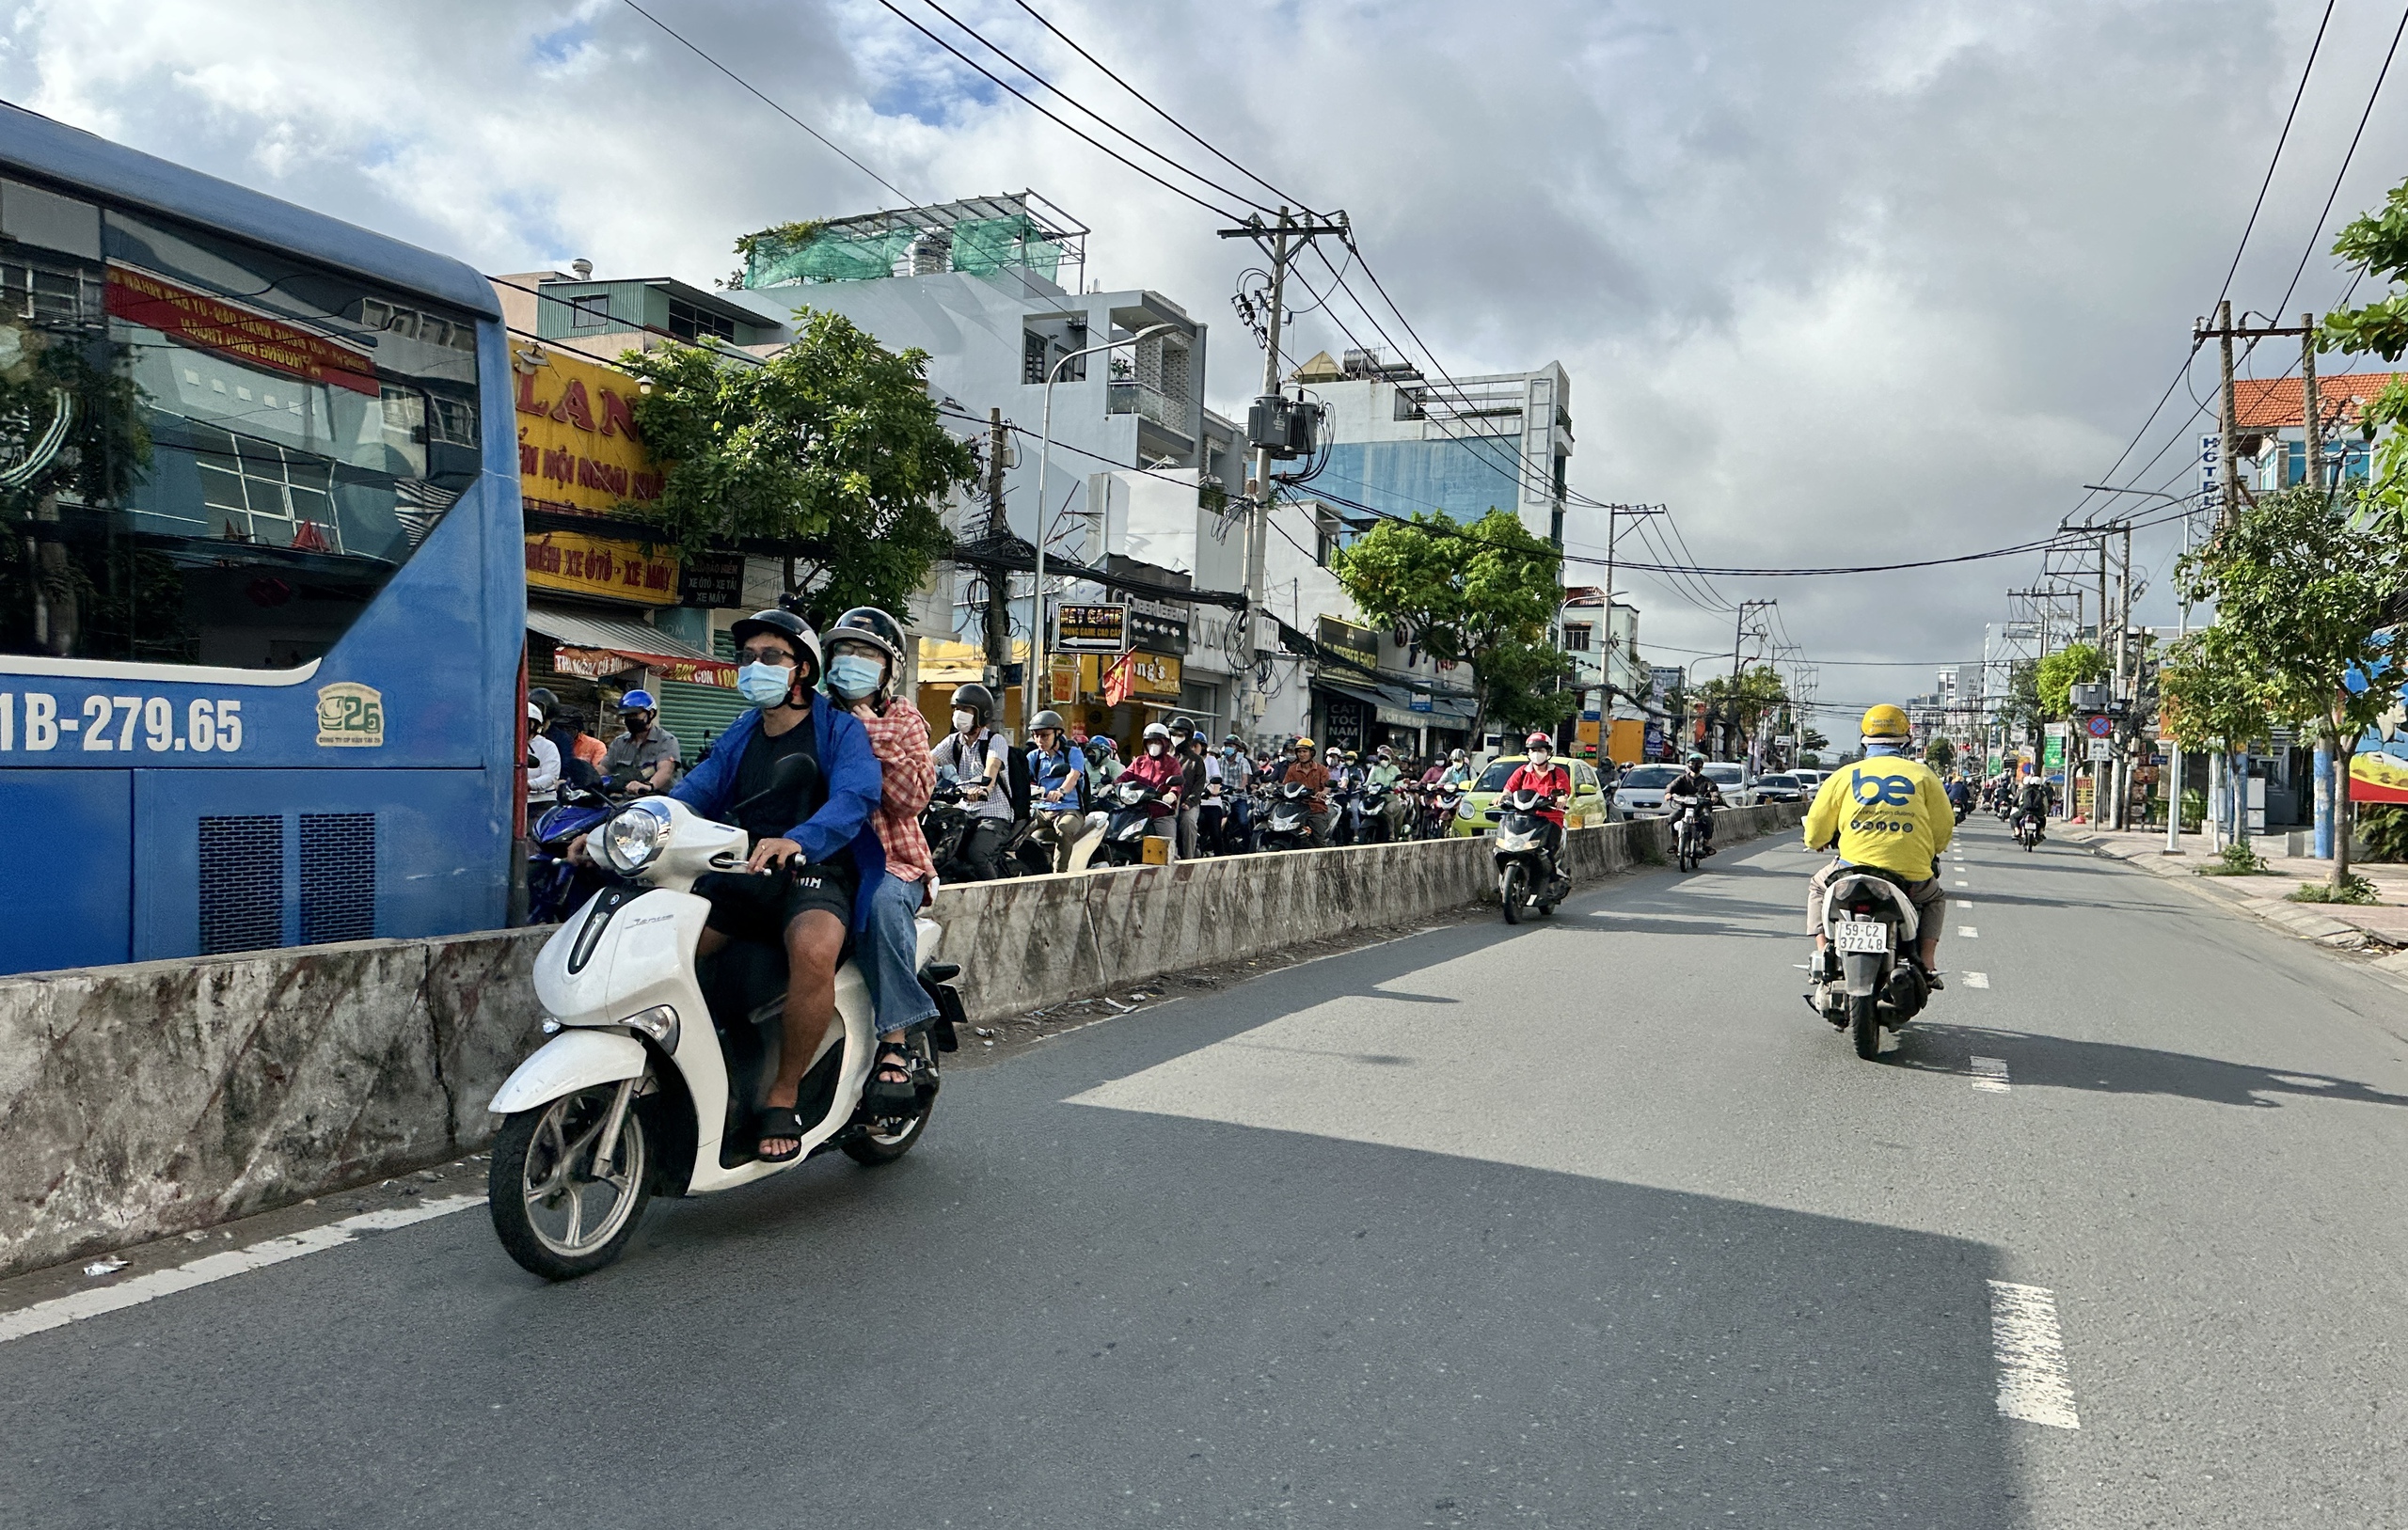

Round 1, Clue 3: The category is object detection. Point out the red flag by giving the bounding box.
[1102,653,1134,707]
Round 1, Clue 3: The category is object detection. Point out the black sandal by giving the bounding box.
[754,1106,807,1163]
[863,1042,917,1112]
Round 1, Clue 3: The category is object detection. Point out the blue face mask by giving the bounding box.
[737,661,796,708]
[827,654,883,700]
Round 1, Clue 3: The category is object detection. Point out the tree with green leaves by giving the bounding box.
[1925,736,1957,773]
[2321,175,2408,536]
[621,309,978,623]
[1693,665,1789,759]
[2172,484,2408,885]
[2034,642,2107,718]
[1330,507,1571,741]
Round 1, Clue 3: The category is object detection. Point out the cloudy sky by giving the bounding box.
[8,0,2400,714]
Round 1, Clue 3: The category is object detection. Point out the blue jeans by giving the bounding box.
[864,873,940,1038]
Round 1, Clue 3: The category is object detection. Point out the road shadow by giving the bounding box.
[1894,1022,2408,1111]
[1577,913,1797,940]
[3,1102,2030,1530]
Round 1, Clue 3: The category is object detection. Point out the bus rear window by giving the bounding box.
[0,192,482,669]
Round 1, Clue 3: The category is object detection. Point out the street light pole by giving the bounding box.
[1029,322,1180,735]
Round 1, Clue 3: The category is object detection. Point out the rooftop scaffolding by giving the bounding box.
[737,191,1089,291]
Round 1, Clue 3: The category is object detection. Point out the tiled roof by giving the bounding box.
[2231,371,2407,430]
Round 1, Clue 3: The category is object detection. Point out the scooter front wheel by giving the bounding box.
[488,1084,652,1281]
[1501,862,1529,924]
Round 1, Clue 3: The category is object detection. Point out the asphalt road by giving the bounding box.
[4,817,2405,1528]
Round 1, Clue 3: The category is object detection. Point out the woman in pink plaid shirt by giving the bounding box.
[822,607,939,1112]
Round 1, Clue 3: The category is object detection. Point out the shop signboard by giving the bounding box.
[1129,596,1191,655]
[1128,650,1182,700]
[513,346,666,517]
[553,646,737,688]
[525,529,679,607]
[676,552,745,609]
[1317,614,1379,673]
[1055,602,1129,654]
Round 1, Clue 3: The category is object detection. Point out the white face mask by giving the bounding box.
[1147,742,1165,757]
[1529,749,1551,765]
[952,709,976,733]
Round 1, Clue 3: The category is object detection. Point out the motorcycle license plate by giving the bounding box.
[1833,920,1890,954]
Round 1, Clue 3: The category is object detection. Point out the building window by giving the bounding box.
[1563,623,1592,652]
[1315,505,1343,567]
[1022,317,1088,384]
[569,293,610,328]
[667,298,736,343]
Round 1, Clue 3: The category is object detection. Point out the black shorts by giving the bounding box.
[696,864,856,945]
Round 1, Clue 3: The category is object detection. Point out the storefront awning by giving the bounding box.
[528,604,735,687]
[1315,678,1477,732]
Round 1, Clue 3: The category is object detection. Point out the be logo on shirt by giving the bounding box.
[1850,771,1916,808]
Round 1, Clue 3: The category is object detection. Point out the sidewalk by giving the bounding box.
[2068,824,2408,991]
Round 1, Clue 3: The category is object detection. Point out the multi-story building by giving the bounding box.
[709,194,1244,742]
[1558,587,1652,763]
[1291,348,1573,548]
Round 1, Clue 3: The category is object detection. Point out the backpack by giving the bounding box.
[1005,738,1034,821]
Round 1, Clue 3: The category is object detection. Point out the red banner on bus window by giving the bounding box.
[105,264,380,397]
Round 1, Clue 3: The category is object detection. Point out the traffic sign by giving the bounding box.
[2087,737,2114,762]
[2084,714,2114,738]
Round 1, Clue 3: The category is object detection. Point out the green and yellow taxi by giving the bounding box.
[1450,755,1613,836]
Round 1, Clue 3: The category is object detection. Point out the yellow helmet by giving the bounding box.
[1293,735,1315,751]
[1860,703,1910,740]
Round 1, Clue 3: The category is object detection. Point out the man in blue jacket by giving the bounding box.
[671,608,884,1162]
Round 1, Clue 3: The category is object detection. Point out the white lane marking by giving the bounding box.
[1955,879,1970,888]
[1958,926,1979,938]
[0,1194,483,1346]
[1970,1055,2011,1093]
[1954,899,1973,909]
[1988,1280,2081,1428]
[1963,971,1990,989]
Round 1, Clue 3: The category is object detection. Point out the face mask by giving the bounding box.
[1529,749,1551,765]
[737,662,795,708]
[1222,746,1237,757]
[953,709,976,733]
[828,654,883,699]
[1147,742,1165,757]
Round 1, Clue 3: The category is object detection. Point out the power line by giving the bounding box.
[1006,0,1318,214]
[868,0,1246,221]
[2210,0,2336,316]
[2271,5,2408,323]
[908,0,1281,218]
[620,0,914,205]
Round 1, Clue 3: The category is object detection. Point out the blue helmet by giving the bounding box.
[617,689,657,713]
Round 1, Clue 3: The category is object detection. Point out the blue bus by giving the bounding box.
[0,105,521,975]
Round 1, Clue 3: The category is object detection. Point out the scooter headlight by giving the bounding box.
[622,1003,680,1051]
[598,798,673,875]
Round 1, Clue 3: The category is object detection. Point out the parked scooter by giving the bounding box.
[1807,864,1933,1060]
[1257,781,1320,852]
[1489,785,1566,923]
[485,761,963,1279]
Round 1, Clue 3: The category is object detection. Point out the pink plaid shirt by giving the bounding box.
[851,699,938,891]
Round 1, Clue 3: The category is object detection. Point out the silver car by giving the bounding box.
[1703,762,1751,805]
[1612,763,1683,815]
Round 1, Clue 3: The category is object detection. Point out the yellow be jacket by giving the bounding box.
[1802,753,1955,882]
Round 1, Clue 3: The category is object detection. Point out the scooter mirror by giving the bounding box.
[730,751,823,815]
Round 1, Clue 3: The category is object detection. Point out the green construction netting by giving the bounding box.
[745,229,912,287]
[950,215,1060,281]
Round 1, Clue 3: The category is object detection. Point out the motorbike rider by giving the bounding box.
[2016,771,2052,842]
[532,688,602,791]
[823,607,938,1113]
[1945,775,1974,820]
[1217,733,1255,852]
[602,688,681,796]
[1167,716,1209,858]
[1501,731,1573,884]
[1365,745,1407,839]
[928,683,1017,879]
[1802,703,1954,990]
[1119,720,1186,861]
[1663,752,1725,856]
[1439,748,1473,790]
[1281,736,1334,843]
[525,701,562,814]
[570,607,882,1162]
[1024,709,1093,873]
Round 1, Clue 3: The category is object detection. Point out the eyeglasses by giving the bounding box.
[738,645,798,665]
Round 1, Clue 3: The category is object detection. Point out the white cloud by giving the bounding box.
[1,0,2389,683]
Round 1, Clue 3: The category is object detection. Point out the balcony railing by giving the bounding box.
[1108,380,1189,435]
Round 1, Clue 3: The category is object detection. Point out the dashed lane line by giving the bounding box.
[1988,1280,2081,1428]
[1958,926,1979,938]
[1970,1055,2011,1093]
[1962,971,1990,988]
[0,1195,484,1346]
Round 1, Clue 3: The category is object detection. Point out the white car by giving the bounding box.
[1792,768,1823,795]
[1703,762,1751,805]
[1612,763,1683,815]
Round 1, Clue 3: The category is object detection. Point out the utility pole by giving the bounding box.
[982,408,1010,685]
[1730,598,1775,762]
[1600,503,1664,759]
[2216,299,2240,528]
[2305,314,2336,859]
[1217,208,1350,746]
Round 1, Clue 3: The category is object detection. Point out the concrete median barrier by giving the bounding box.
[0,801,1801,1276]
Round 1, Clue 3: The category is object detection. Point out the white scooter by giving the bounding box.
[485,760,963,1279]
